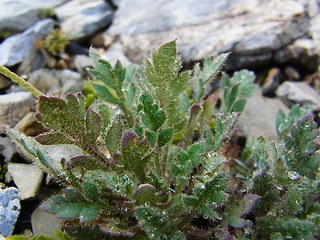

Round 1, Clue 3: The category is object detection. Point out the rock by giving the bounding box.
[0,135,18,162]
[261,68,283,97]
[302,0,320,17]
[100,42,135,67]
[15,112,47,137]
[237,88,289,140]
[310,13,320,57]
[59,69,83,96]
[0,91,35,127]
[274,38,318,73]
[0,187,20,237]
[31,207,62,237]
[27,69,61,94]
[27,68,83,96]
[0,0,65,33]
[55,0,113,40]
[74,55,94,77]
[0,19,54,67]
[7,163,44,200]
[103,0,310,68]
[40,145,82,170]
[89,33,105,48]
[284,66,300,81]
[0,75,11,90]
[276,81,320,110]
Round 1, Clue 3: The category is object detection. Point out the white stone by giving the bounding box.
[276,81,320,111]
[0,187,20,237]
[0,0,65,32]
[0,19,54,66]
[31,207,62,237]
[0,91,35,127]
[7,163,44,200]
[55,0,113,40]
[237,88,289,140]
[103,0,310,68]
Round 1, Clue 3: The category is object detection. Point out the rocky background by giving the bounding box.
[0,0,320,238]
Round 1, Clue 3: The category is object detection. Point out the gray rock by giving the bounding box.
[261,68,283,97]
[103,0,312,68]
[0,91,35,127]
[0,75,11,90]
[74,55,94,77]
[0,187,20,237]
[27,68,83,96]
[0,0,65,32]
[100,42,135,67]
[55,0,113,40]
[284,66,300,81]
[28,69,61,94]
[274,38,318,73]
[0,19,54,67]
[14,112,48,137]
[7,163,44,200]
[276,81,320,111]
[0,135,18,163]
[31,207,62,237]
[310,13,320,56]
[40,145,82,171]
[300,0,320,17]
[237,88,289,140]
[59,69,83,96]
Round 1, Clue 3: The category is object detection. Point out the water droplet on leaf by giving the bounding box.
[288,171,300,180]
[304,120,311,128]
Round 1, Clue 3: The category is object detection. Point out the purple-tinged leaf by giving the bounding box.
[133,184,156,203]
[154,190,166,197]
[242,194,261,216]
[228,215,247,228]
[133,184,156,196]
[67,155,94,169]
[35,133,73,145]
[99,223,134,238]
[121,130,140,150]
[188,104,201,124]
[156,201,171,209]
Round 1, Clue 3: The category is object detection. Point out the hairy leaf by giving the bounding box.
[158,128,173,147]
[139,93,166,132]
[276,105,312,138]
[221,70,256,113]
[35,93,110,167]
[41,188,101,223]
[144,40,190,126]
[283,114,320,178]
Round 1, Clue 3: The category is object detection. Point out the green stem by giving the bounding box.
[0,66,44,98]
[122,106,134,128]
[118,91,134,128]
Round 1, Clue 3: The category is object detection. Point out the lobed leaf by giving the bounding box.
[41,188,101,223]
[139,93,166,132]
[158,128,174,147]
[144,40,190,126]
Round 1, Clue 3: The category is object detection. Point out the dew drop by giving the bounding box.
[207,151,214,158]
[304,120,311,128]
[211,202,218,208]
[288,171,300,180]
[115,107,121,115]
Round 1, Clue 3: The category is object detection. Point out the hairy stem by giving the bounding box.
[118,91,134,128]
[0,66,44,98]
